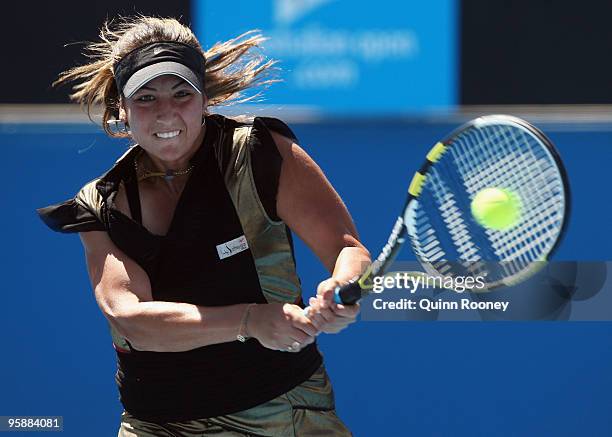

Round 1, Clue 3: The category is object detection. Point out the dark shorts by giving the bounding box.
[117,365,352,437]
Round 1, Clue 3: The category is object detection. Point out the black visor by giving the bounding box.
[114,41,206,98]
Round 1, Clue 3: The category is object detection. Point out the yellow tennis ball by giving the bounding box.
[471,188,521,230]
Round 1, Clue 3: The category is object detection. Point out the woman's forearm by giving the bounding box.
[115,302,250,352]
[114,246,369,353]
[331,245,371,282]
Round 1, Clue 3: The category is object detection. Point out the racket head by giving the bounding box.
[403,115,570,290]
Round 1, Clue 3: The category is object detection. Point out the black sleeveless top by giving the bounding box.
[37,115,323,423]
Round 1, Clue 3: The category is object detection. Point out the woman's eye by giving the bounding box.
[175,90,191,98]
[135,95,155,102]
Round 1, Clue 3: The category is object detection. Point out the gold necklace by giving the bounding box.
[134,150,195,182]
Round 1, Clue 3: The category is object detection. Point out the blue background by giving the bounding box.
[2,119,612,436]
[192,0,457,114]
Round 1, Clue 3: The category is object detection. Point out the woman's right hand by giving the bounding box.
[247,303,319,352]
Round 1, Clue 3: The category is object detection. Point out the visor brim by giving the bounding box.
[122,61,203,98]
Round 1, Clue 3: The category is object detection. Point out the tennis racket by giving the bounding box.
[324,115,570,306]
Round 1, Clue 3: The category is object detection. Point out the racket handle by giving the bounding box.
[334,280,363,305]
[302,280,363,318]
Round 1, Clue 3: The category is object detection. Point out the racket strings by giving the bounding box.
[464,126,560,280]
[408,205,445,262]
[410,121,566,287]
[459,128,550,258]
[474,126,564,259]
[459,126,563,264]
[491,127,564,262]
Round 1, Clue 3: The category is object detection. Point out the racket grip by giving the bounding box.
[302,280,363,318]
[334,280,363,305]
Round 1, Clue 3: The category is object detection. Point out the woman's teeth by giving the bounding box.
[155,130,180,139]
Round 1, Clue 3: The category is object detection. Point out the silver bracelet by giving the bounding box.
[237,304,256,342]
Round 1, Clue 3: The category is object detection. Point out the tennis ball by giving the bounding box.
[470,188,521,230]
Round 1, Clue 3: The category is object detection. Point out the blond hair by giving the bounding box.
[54,15,277,137]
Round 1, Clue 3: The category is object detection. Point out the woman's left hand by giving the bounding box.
[306,278,360,334]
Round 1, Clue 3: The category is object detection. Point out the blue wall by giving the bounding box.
[2,119,612,436]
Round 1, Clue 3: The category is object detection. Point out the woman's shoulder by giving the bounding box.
[209,113,298,143]
[208,114,297,223]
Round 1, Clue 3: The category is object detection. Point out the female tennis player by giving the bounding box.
[37,16,369,436]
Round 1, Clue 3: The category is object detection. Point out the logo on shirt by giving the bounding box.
[216,235,249,260]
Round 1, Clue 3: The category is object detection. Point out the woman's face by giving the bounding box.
[120,74,207,164]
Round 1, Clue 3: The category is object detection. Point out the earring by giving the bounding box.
[201,115,207,127]
[107,119,131,135]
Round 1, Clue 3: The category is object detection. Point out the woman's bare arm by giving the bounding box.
[80,231,316,352]
[275,131,371,278]
[274,131,371,333]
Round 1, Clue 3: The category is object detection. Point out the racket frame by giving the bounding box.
[335,115,571,305]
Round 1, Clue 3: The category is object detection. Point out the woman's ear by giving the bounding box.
[118,100,127,123]
[202,93,209,114]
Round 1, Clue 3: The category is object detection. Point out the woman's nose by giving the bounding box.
[155,97,177,121]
